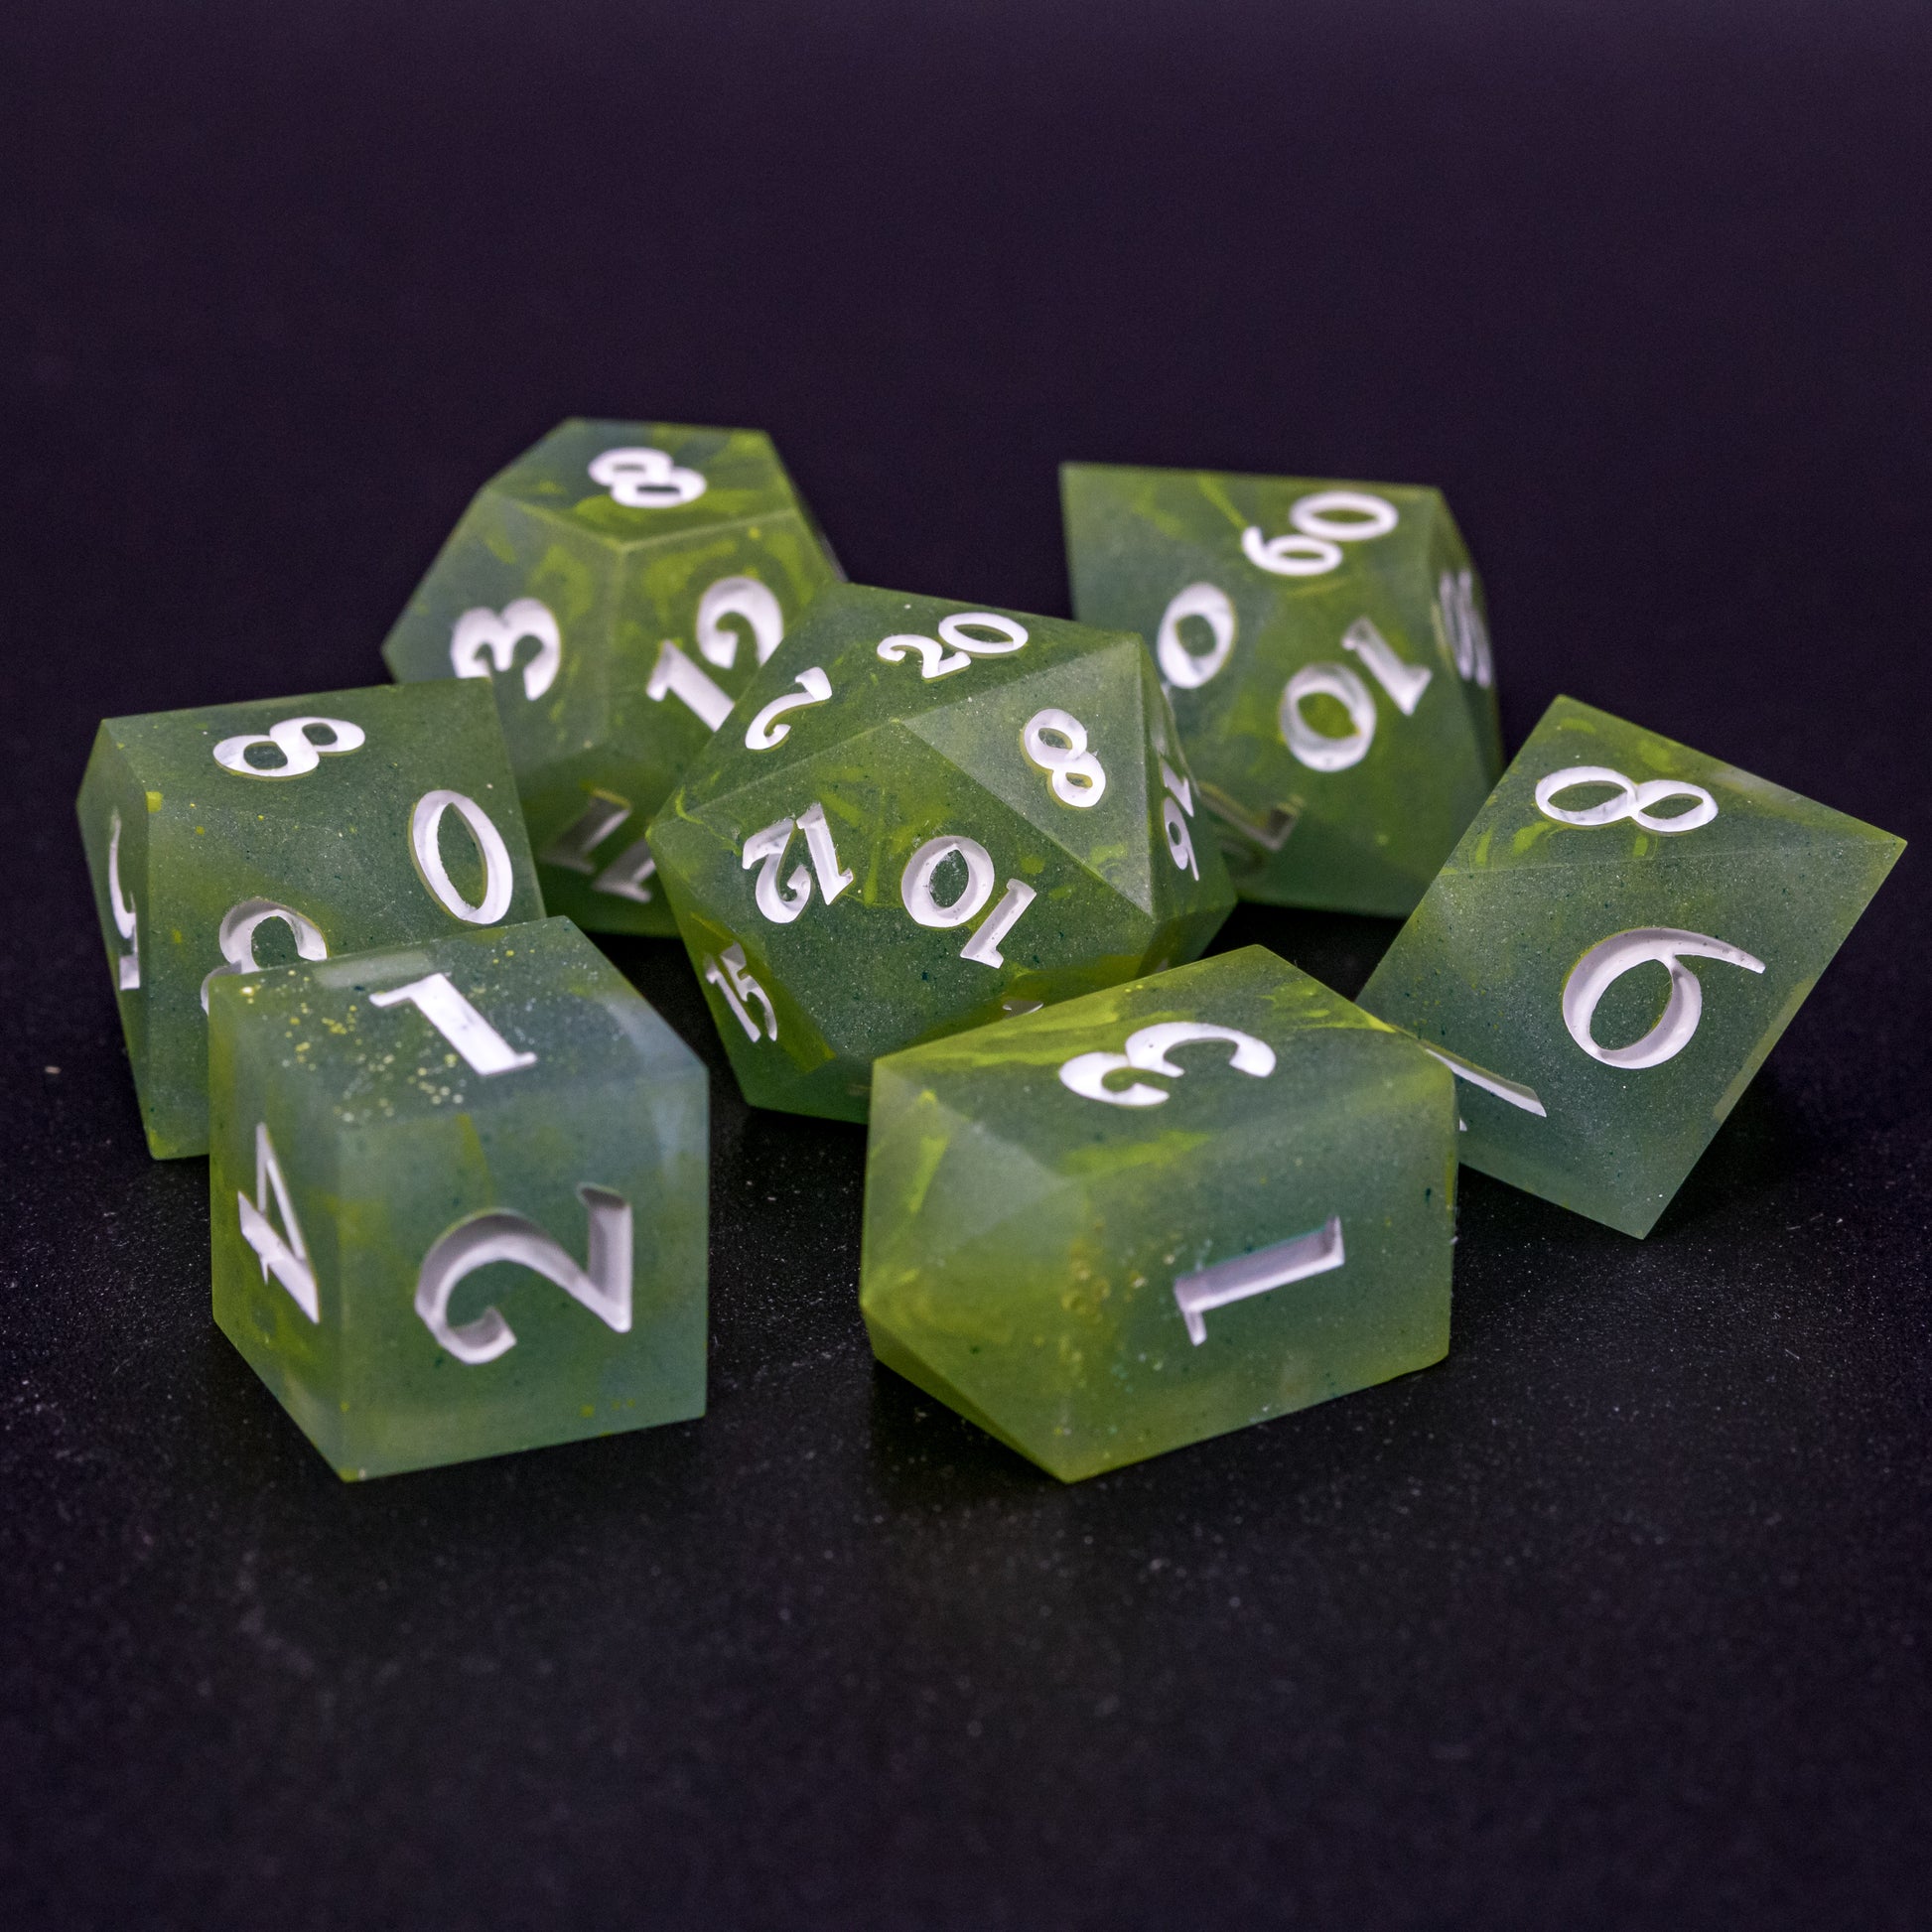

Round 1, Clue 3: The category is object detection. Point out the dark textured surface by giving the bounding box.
[2,3,1929,1925]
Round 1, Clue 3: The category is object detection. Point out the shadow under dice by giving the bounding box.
[1062,462,1502,916]
[76,681,543,1160]
[860,946,1455,1481]
[645,582,1237,1123]
[382,418,841,936]
[207,918,707,1479]
[1357,696,1905,1237]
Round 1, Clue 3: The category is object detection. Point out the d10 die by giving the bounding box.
[1062,462,1502,915]
[1357,696,1905,1237]
[207,917,707,1479]
[647,582,1237,1122]
[76,681,543,1160]
[382,419,841,935]
[862,945,1455,1480]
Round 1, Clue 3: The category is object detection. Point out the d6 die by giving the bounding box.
[647,582,1237,1122]
[382,419,841,935]
[207,918,707,1479]
[1357,696,1905,1236]
[77,681,543,1159]
[861,946,1455,1481]
[1062,462,1502,915]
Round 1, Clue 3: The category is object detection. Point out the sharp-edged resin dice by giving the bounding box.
[382,420,841,935]
[76,681,543,1160]
[860,946,1454,1480]
[1356,696,1905,1237]
[1062,462,1502,915]
[207,917,707,1479]
[646,582,1237,1122]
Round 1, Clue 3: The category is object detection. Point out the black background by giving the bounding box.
[3,3,1929,1925]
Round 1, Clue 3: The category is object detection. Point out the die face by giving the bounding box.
[1062,463,1503,915]
[381,419,840,936]
[76,681,542,1161]
[861,946,1455,1481]
[207,918,707,1479]
[647,583,1236,1122]
[1356,696,1906,1236]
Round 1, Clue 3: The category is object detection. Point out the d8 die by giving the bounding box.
[647,581,1237,1122]
[76,681,543,1160]
[207,917,707,1480]
[861,946,1455,1480]
[1357,696,1905,1236]
[1062,462,1502,915]
[382,419,841,935]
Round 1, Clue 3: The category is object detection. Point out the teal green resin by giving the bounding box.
[1357,696,1905,1236]
[76,681,543,1160]
[208,918,707,1479]
[1062,463,1502,915]
[862,946,1455,1481]
[647,582,1237,1122]
[382,419,840,935]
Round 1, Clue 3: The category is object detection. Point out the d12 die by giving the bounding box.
[1062,462,1502,915]
[382,419,841,935]
[1357,696,1905,1236]
[76,681,543,1160]
[207,917,707,1479]
[647,582,1237,1122]
[861,945,1455,1480]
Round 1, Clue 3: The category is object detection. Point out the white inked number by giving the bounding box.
[1563,927,1766,1070]
[1422,1045,1548,1118]
[1159,759,1200,879]
[1341,617,1432,715]
[646,639,735,733]
[1059,1021,1276,1109]
[450,599,561,701]
[410,789,517,924]
[1242,490,1399,580]
[107,808,140,990]
[540,791,657,903]
[878,632,971,679]
[746,667,833,750]
[959,881,1036,968]
[1435,569,1493,686]
[696,576,784,670]
[878,612,1030,682]
[743,801,851,925]
[368,972,536,1077]
[201,898,328,1011]
[1535,765,1719,835]
[1173,1216,1344,1346]
[415,1186,632,1366]
[1157,583,1236,689]
[212,715,366,779]
[236,1121,320,1322]
[1281,663,1377,771]
[900,835,1036,968]
[704,942,778,1042]
[1023,709,1107,808]
[588,446,705,508]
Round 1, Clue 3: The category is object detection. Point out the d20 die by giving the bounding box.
[646,582,1237,1122]
[207,917,707,1479]
[76,681,543,1160]
[1062,461,1502,915]
[1357,695,1905,1237]
[382,419,841,935]
[860,945,1455,1481]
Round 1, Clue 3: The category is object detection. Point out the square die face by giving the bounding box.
[208,918,707,1478]
[862,947,1455,1480]
[1356,696,1905,1236]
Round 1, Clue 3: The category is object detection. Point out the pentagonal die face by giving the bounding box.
[860,946,1456,1480]
[207,919,708,1480]
[1357,697,1905,1236]
[646,582,1237,1122]
[75,681,543,1160]
[1062,463,1503,915]
[382,419,841,935]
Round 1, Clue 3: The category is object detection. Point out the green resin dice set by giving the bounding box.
[74,424,1905,1483]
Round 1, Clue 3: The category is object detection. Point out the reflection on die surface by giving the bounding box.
[75,681,542,1161]
[860,946,1456,1482]
[1358,696,1906,1237]
[207,917,708,1480]
[382,419,841,937]
[1062,462,1502,917]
